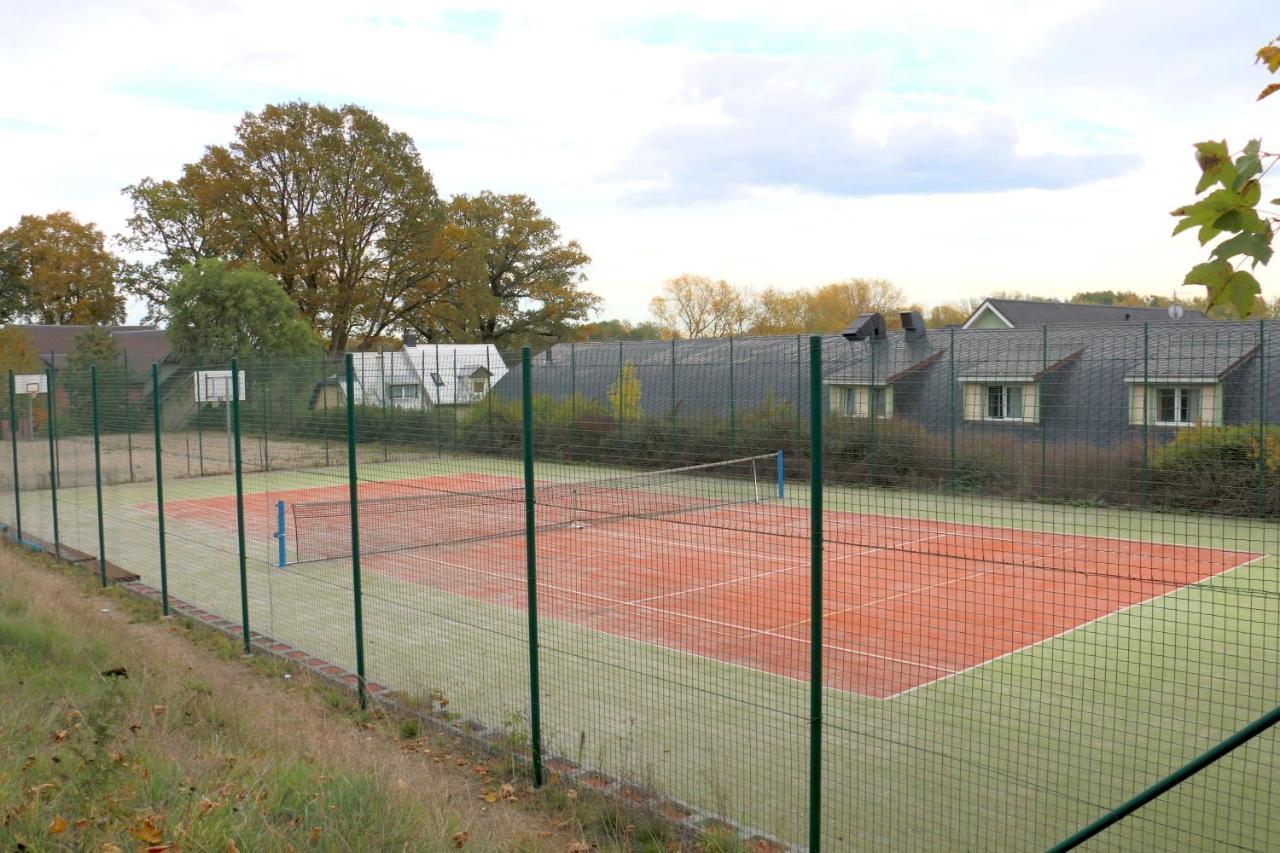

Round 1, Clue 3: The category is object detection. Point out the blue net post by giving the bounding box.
[777,449,784,499]
[275,499,286,568]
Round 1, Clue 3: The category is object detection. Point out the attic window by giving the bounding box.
[430,372,444,386]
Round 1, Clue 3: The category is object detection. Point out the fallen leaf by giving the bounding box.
[75,819,90,829]
[565,789,578,801]
[151,705,167,717]
[308,827,321,847]
[197,798,220,816]
[52,730,68,743]
[451,830,469,848]
[100,845,124,853]
[481,791,499,804]
[566,843,593,852]
[225,841,240,853]
[128,816,164,844]
[108,751,125,765]
[48,816,68,834]
[145,846,176,852]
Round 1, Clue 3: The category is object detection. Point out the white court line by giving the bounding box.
[882,552,1273,701]
[770,566,994,633]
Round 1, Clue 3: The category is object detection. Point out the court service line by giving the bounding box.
[770,567,995,633]
[882,552,1272,701]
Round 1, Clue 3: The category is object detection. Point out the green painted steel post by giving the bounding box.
[728,336,737,454]
[570,343,577,450]
[379,347,388,462]
[124,350,135,482]
[1141,323,1150,506]
[7,370,20,543]
[1040,324,1048,497]
[670,338,678,463]
[151,365,170,616]
[261,379,270,472]
[91,366,106,587]
[807,335,824,853]
[45,368,59,557]
[1258,320,1267,517]
[1048,702,1280,852]
[323,357,332,467]
[345,354,369,710]
[617,340,624,438]
[867,340,877,485]
[521,347,545,788]
[435,344,443,455]
[795,335,802,444]
[486,346,494,450]
[195,353,205,476]
[230,360,251,654]
[948,327,956,489]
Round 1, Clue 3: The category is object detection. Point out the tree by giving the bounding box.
[122,102,451,351]
[166,260,323,359]
[64,327,124,433]
[747,278,915,334]
[925,300,982,328]
[650,274,756,338]
[568,318,666,341]
[0,326,41,378]
[1069,290,1168,307]
[608,360,642,421]
[1171,37,1279,317]
[419,193,597,348]
[0,212,123,325]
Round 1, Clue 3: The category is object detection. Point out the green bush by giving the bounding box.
[1151,425,1280,516]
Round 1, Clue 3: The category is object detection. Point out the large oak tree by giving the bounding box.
[122,102,452,351]
[0,212,124,325]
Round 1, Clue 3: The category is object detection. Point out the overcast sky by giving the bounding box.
[0,0,1275,323]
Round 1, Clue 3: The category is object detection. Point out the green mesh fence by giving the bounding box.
[1,322,1277,851]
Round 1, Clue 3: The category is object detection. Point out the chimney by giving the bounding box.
[841,313,887,341]
[899,311,926,341]
[403,331,418,348]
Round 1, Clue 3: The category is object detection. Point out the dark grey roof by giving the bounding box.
[6,324,171,368]
[973,299,1206,328]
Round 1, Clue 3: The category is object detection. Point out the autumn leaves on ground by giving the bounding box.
[0,544,716,852]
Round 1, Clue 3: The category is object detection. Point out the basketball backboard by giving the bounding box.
[194,370,247,402]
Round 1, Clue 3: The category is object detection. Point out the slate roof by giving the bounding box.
[345,344,508,406]
[6,324,171,368]
[967,299,1206,329]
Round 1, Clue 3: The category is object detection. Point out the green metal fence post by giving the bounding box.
[345,354,369,710]
[796,335,802,444]
[867,340,877,484]
[728,336,737,454]
[379,347,388,462]
[521,347,545,787]
[1141,323,1150,506]
[948,327,956,489]
[807,335,824,853]
[323,357,332,467]
[124,350,135,482]
[670,337,678,462]
[570,342,577,450]
[1258,320,1267,517]
[7,370,20,543]
[434,345,443,456]
[617,340,624,438]
[91,365,106,587]
[195,353,205,476]
[230,360,251,654]
[45,368,58,557]
[486,346,494,450]
[1040,324,1048,497]
[151,364,169,616]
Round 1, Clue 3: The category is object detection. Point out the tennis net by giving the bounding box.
[287,453,782,564]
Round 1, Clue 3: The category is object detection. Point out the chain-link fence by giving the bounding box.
[2,322,1277,850]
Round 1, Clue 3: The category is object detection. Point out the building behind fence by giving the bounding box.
[1,320,1277,850]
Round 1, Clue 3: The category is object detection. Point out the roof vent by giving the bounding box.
[842,313,887,342]
[899,311,926,341]
[403,332,418,348]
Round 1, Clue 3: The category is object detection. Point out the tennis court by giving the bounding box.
[144,464,1260,699]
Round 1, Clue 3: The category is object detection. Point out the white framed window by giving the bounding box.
[1155,386,1198,425]
[389,384,419,400]
[828,384,892,417]
[470,376,488,394]
[985,384,1023,421]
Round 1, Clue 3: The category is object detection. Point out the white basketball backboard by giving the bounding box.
[13,373,47,395]
[194,370,247,402]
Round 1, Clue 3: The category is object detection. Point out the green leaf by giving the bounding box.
[1194,140,1235,193]
[1210,231,1275,267]
[1221,270,1262,318]
[1232,142,1263,190]
[1212,208,1268,236]
[1170,188,1247,239]
[1184,259,1232,289]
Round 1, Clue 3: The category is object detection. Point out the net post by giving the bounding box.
[1258,319,1267,517]
[1040,324,1048,497]
[7,370,20,543]
[807,335,824,853]
[1141,322,1150,506]
[45,367,59,558]
[948,326,956,489]
[521,346,545,788]
[91,365,106,586]
[231,359,251,654]
[345,353,369,710]
[777,449,784,499]
[151,364,169,616]
[276,499,286,568]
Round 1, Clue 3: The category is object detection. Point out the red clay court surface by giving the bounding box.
[148,474,1262,699]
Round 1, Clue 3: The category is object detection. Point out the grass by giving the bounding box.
[4,442,1279,849]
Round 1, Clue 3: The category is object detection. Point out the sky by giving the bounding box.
[0,0,1275,324]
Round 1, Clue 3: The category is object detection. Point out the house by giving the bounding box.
[332,341,508,409]
[4,324,172,370]
[962,298,1205,330]
[492,316,1276,448]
